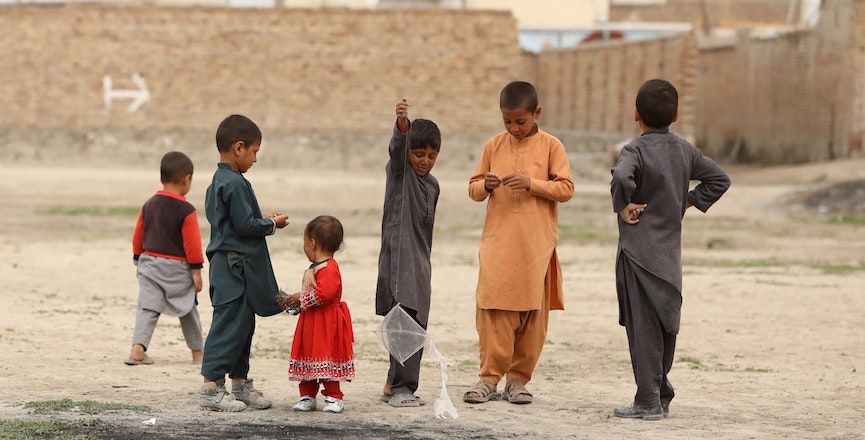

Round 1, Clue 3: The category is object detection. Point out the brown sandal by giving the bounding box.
[463,379,497,404]
[505,379,533,404]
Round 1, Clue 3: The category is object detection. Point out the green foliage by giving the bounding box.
[558,222,618,243]
[678,356,704,369]
[39,206,141,217]
[0,419,101,440]
[685,258,865,274]
[810,261,865,275]
[23,399,150,415]
[684,258,785,268]
[827,215,865,225]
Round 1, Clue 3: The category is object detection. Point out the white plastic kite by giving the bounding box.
[374,304,458,419]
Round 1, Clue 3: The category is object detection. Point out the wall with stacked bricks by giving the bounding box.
[1,1,863,168]
[0,4,523,169]
[695,0,864,162]
[534,33,699,149]
[610,0,797,26]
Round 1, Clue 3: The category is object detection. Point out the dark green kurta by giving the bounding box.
[205,162,283,317]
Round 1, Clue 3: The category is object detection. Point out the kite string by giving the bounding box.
[392,108,410,302]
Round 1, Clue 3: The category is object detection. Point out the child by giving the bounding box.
[610,79,730,420]
[126,151,204,366]
[280,215,354,414]
[375,98,441,407]
[198,114,290,412]
[464,81,574,405]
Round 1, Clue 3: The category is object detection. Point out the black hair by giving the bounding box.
[215,114,262,153]
[305,215,344,254]
[635,79,678,129]
[409,119,441,152]
[160,151,194,184]
[500,81,538,112]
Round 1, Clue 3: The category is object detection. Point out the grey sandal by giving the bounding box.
[463,380,497,404]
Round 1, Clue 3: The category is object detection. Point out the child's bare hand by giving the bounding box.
[484,172,503,191]
[502,173,530,191]
[395,98,410,132]
[192,270,203,293]
[395,98,410,119]
[288,292,301,309]
[271,213,290,228]
[619,203,647,224]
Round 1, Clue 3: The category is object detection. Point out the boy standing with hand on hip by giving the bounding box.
[611,79,730,420]
[198,114,290,412]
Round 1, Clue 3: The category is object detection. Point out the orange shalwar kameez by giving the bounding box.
[468,126,574,385]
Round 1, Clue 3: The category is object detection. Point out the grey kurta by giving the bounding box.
[610,128,730,334]
[205,162,283,317]
[375,122,440,326]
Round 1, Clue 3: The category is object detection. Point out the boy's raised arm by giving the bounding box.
[396,98,410,133]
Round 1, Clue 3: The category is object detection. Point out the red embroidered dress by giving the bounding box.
[288,259,355,381]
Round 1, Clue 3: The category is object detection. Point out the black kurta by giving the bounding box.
[611,128,730,334]
[375,122,440,327]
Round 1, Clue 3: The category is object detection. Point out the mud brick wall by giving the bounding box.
[611,0,796,26]
[536,33,699,143]
[696,0,864,163]
[0,4,522,136]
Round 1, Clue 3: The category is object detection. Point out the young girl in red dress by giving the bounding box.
[280,215,354,414]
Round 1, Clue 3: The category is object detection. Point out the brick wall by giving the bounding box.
[0,4,521,136]
[695,0,864,162]
[611,0,795,26]
[1,2,862,168]
[536,33,699,142]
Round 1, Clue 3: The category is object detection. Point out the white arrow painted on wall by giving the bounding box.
[103,73,150,112]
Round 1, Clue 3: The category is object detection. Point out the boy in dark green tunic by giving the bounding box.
[199,114,291,412]
[610,80,730,420]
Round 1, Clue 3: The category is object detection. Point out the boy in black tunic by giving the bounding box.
[610,79,731,420]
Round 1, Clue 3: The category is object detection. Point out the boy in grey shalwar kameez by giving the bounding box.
[610,79,731,420]
[375,98,441,407]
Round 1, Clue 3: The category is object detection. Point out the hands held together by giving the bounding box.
[484,172,531,192]
[619,203,647,224]
[266,212,290,229]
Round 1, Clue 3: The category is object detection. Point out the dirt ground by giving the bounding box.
[0,155,864,440]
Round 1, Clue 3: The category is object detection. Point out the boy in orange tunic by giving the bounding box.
[464,81,574,404]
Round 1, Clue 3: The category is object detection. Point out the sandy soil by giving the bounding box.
[0,156,864,439]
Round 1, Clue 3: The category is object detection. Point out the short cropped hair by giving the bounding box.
[500,81,538,112]
[635,79,678,129]
[305,215,344,254]
[215,114,262,153]
[160,151,194,184]
[409,119,441,151]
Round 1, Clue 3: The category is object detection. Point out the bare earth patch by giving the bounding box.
[1,158,863,439]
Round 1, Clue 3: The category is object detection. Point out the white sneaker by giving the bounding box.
[293,396,316,412]
[323,396,344,414]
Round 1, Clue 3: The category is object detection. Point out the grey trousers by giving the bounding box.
[618,253,677,407]
[132,306,203,351]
